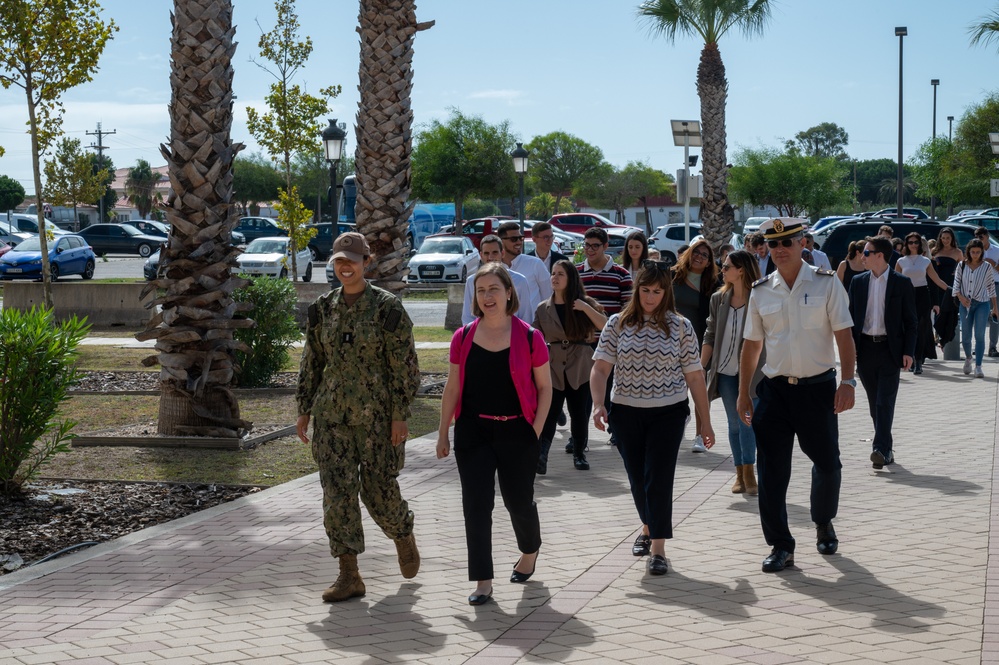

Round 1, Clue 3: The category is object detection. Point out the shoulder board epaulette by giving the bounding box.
[815,268,835,276]
[752,275,770,288]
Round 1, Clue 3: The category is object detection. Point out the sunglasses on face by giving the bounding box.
[907,240,920,245]
[863,249,881,257]
[503,235,524,242]
[642,259,671,273]
[767,238,796,248]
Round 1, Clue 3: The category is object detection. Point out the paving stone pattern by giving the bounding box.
[0,358,995,664]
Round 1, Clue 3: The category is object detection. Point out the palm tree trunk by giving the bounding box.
[137,0,253,437]
[355,0,434,292]
[697,42,734,249]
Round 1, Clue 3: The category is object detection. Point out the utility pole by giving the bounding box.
[87,122,116,223]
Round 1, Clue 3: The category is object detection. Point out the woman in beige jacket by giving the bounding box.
[534,259,606,473]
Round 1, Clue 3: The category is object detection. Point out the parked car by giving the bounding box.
[143,247,165,281]
[0,220,32,248]
[236,236,313,281]
[0,234,96,280]
[78,224,163,257]
[811,216,855,232]
[406,235,479,284]
[741,216,770,234]
[305,222,356,261]
[548,212,630,235]
[950,215,999,235]
[234,216,287,243]
[650,223,703,264]
[121,219,170,237]
[860,207,930,220]
[0,239,10,259]
[605,228,643,258]
[430,217,511,249]
[814,220,990,268]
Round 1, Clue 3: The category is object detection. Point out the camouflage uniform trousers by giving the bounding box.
[311,414,415,557]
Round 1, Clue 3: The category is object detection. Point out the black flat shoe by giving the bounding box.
[510,553,538,583]
[632,534,651,557]
[468,588,492,606]
[761,548,794,573]
[647,554,668,575]
[816,522,838,555]
[573,455,589,470]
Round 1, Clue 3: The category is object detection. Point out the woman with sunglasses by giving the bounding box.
[895,232,948,374]
[534,260,607,473]
[591,260,715,575]
[953,238,999,378]
[672,239,718,453]
[931,227,965,349]
[702,250,765,494]
[622,231,649,280]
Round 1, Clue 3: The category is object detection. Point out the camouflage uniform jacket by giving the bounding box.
[296,283,420,425]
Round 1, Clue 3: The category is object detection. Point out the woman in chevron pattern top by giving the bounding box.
[590,261,715,576]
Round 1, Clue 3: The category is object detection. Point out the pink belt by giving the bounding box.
[478,414,521,421]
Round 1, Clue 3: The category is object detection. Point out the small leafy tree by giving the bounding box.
[0,307,90,495]
[272,185,315,274]
[0,174,26,212]
[526,192,574,220]
[233,277,300,387]
[526,131,604,214]
[43,137,108,231]
[233,152,283,216]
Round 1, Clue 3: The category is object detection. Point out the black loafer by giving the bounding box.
[632,534,651,557]
[510,553,537,583]
[762,548,794,573]
[573,455,590,470]
[468,589,492,606]
[816,522,838,555]
[647,554,668,575]
[871,450,886,470]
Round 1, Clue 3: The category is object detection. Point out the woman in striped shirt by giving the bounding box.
[953,238,999,377]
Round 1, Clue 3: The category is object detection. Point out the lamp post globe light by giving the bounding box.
[322,118,348,286]
[511,142,529,224]
[895,26,907,219]
[931,79,939,219]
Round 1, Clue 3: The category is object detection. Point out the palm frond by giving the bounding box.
[637,0,773,45]
[969,9,999,51]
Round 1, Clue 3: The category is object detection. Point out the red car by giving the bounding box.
[548,212,630,235]
[0,239,10,259]
[431,217,520,249]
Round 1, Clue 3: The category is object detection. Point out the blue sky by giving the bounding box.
[1,0,997,195]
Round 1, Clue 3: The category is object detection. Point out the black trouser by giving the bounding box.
[913,285,933,367]
[540,380,591,460]
[608,401,689,540]
[454,416,542,581]
[753,374,841,553]
[856,337,900,457]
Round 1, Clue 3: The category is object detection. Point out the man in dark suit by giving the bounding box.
[848,235,918,470]
[527,221,569,272]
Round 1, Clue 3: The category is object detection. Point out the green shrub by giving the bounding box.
[233,275,300,387]
[0,307,90,495]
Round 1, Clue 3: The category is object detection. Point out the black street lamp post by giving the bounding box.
[511,142,529,224]
[931,78,939,219]
[948,116,954,142]
[896,27,907,219]
[322,118,347,286]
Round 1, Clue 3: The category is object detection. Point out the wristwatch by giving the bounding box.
[840,378,857,388]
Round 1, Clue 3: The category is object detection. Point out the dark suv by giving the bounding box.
[815,219,991,268]
[305,222,355,261]
[234,216,287,243]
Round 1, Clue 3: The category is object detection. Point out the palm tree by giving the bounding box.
[638,0,773,248]
[354,0,434,293]
[970,6,999,51]
[137,0,252,437]
[124,159,163,219]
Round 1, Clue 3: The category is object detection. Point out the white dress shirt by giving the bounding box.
[511,253,553,305]
[462,266,535,325]
[862,268,888,336]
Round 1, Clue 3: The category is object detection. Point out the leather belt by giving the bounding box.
[861,333,888,343]
[478,414,521,421]
[772,369,835,386]
[551,340,589,348]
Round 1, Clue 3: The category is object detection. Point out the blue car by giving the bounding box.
[0,234,96,280]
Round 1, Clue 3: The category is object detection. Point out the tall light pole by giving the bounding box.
[671,119,702,243]
[931,78,939,219]
[322,118,347,285]
[896,26,907,219]
[948,115,954,142]
[511,142,529,224]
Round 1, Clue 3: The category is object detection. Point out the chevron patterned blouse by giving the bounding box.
[593,311,702,408]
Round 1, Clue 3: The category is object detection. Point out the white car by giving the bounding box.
[236,236,313,281]
[406,235,479,284]
[650,222,703,264]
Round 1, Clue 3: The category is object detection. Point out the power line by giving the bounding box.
[87,122,116,222]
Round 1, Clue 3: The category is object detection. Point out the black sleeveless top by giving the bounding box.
[461,343,520,417]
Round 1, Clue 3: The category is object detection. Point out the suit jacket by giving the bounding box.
[532,298,595,391]
[702,289,766,400]
[528,248,570,273]
[848,269,918,366]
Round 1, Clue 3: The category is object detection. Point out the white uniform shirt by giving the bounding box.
[462,266,535,325]
[744,262,853,379]
[511,253,554,305]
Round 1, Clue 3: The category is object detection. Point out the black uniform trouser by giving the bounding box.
[753,374,842,553]
[856,337,900,457]
[454,416,542,581]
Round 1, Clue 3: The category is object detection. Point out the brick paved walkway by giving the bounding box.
[0,357,995,664]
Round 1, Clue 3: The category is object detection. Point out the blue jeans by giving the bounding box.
[717,373,757,466]
[961,300,989,366]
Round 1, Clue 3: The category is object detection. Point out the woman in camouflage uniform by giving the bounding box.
[296,232,421,603]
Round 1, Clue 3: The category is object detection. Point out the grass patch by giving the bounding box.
[75,346,156,371]
[413,326,453,343]
[403,289,447,301]
[417,348,450,373]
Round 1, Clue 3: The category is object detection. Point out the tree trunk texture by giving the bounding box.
[697,42,734,250]
[354,0,434,293]
[137,0,253,437]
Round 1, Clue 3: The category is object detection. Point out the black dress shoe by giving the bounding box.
[468,588,492,606]
[761,548,794,572]
[510,553,537,583]
[536,457,548,475]
[564,439,574,454]
[884,451,895,465]
[573,455,590,470]
[632,534,651,557]
[647,554,668,575]
[816,522,838,555]
[871,450,886,470]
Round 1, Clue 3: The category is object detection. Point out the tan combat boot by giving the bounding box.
[731,465,746,493]
[744,464,758,496]
[322,553,365,602]
[395,533,420,579]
